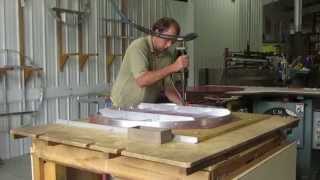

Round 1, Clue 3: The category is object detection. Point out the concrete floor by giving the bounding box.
[0,155,31,180]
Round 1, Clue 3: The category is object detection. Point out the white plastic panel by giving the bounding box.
[98,103,231,129]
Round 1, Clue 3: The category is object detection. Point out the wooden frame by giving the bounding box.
[30,140,211,180]
[26,135,294,180]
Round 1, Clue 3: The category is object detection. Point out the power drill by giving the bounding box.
[175,41,188,105]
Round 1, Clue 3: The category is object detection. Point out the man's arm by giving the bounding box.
[135,55,189,87]
[164,86,183,105]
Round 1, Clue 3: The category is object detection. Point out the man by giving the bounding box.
[111,17,189,108]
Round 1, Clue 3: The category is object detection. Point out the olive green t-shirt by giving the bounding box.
[110,36,174,108]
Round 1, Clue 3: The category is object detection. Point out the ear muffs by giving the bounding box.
[152,26,166,34]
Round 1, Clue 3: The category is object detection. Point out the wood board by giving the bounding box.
[121,115,296,169]
[11,113,298,172]
[173,112,270,141]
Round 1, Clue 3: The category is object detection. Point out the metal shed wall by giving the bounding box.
[194,0,263,84]
[0,0,167,159]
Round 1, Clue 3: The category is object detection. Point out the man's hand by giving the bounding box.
[171,55,189,72]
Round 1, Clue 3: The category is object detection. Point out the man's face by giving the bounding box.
[153,25,177,52]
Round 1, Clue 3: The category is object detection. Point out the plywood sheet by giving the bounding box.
[11,124,63,139]
[11,124,127,154]
[38,125,128,154]
[173,112,270,141]
[121,116,297,168]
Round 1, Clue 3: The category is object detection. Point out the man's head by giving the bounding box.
[151,17,180,52]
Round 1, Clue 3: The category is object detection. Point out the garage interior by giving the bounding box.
[1,0,320,180]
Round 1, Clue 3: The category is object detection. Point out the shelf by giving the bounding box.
[0,110,38,117]
[59,53,99,71]
[79,53,99,71]
[0,65,42,71]
[24,67,42,81]
[0,65,43,81]
[107,54,122,65]
[51,7,86,15]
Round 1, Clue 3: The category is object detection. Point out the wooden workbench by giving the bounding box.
[11,112,298,180]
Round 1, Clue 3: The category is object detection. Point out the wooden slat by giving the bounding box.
[10,124,63,139]
[33,140,111,174]
[11,124,126,154]
[12,125,126,155]
[56,0,66,72]
[121,0,128,56]
[37,125,127,154]
[173,112,270,141]
[39,127,95,148]
[17,0,25,65]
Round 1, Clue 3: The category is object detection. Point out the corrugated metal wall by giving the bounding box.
[194,0,263,84]
[0,0,167,159]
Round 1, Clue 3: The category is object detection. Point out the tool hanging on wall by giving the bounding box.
[109,0,198,104]
[52,0,98,71]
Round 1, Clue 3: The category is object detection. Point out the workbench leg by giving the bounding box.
[30,151,44,180]
[44,161,67,180]
[31,143,66,180]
